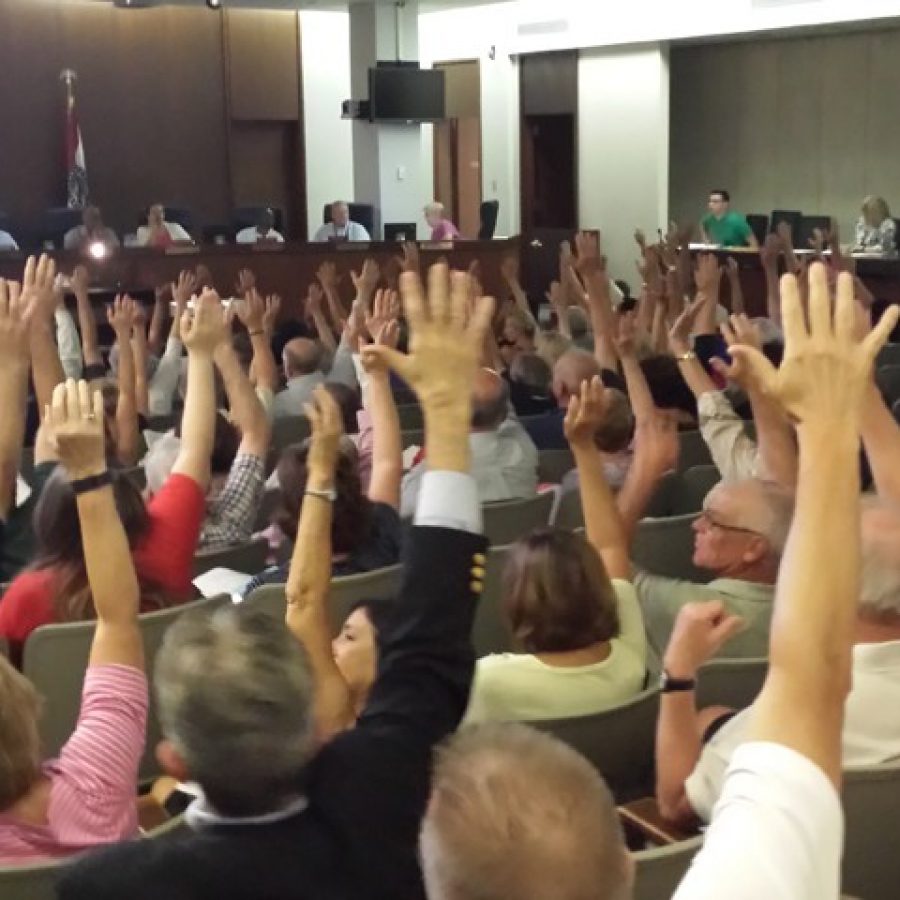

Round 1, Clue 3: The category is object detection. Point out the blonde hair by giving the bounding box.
[536,331,573,368]
[425,201,445,217]
[421,723,631,900]
[862,195,891,227]
[0,658,42,810]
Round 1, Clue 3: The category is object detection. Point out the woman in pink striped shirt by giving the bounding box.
[0,380,148,862]
[425,202,461,242]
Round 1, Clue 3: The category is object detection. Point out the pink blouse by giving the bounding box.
[0,665,148,861]
[430,219,461,241]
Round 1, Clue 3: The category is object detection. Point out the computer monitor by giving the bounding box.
[384,223,417,242]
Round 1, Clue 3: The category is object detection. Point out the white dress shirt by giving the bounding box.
[400,418,538,519]
[236,227,284,244]
[697,391,759,481]
[0,230,18,251]
[312,221,371,243]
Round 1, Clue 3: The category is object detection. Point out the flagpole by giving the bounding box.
[60,69,88,210]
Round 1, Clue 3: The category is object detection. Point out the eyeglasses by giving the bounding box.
[697,509,761,536]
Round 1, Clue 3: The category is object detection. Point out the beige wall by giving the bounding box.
[669,27,900,238]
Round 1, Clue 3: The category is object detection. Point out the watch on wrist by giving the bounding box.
[305,486,337,503]
[675,350,697,362]
[660,670,697,693]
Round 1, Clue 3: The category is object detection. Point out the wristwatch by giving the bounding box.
[305,486,337,502]
[675,350,697,362]
[660,670,696,693]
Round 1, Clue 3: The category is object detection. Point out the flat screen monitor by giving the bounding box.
[369,66,445,123]
[384,223,417,242]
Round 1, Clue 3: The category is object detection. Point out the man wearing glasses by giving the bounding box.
[635,479,794,666]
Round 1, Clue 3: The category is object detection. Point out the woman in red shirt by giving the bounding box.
[0,289,229,659]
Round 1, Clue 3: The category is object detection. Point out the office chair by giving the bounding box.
[478,199,500,240]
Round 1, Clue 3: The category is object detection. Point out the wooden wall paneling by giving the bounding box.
[864,31,900,217]
[456,117,482,238]
[520,50,578,116]
[225,8,300,122]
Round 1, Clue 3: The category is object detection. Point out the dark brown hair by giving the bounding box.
[502,528,620,654]
[275,440,371,554]
[32,468,170,622]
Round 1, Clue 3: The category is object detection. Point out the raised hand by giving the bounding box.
[615,310,639,358]
[759,233,781,273]
[667,296,705,355]
[563,376,607,450]
[396,241,420,275]
[181,289,231,357]
[663,600,745,679]
[710,313,763,389]
[365,288,400,341]
[729,263,900,428]
[235,268,256,297]
[632,413,679,479]
[693,252,722,298]
[263,293,282,335]
[0,277,34,363]
[305,282,325,320]
[316,260,340,291]
[500,254,519,286]
[303,385,343,485]
[634,228,647,252]
[46,379,106,479]
[21,254,57,322]
[107,294,137,336]
[233,287,266,333]
[360,263,494,423]
[573,231,604,278]
[172,270,197,310]
[351,258,381,298]
[70,264,90,296]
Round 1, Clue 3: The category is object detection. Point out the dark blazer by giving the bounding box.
[58,525,489,900]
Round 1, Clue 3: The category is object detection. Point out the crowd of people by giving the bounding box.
[0,209,898,900]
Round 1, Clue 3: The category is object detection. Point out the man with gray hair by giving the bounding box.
[312,200,371,242]
[59,261,493,899]
[421,723,633,900]
[655,495,900,828]
[634,476,795,663]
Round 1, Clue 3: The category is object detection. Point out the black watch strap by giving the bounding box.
[70,471,113,495]
[660,670,697,693]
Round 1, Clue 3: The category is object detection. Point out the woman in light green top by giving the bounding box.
[465,377,647,724]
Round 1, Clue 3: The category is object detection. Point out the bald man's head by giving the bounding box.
[552,350,601,408]
[471,368,509,431]
[283,338,323,379]
[421,724,632,900]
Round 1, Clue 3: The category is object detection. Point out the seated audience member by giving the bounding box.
[58,261,492,900]
[401,368,538,518]
[657,497,900,828]
[0,227,19,251]
[313,200,371,242]
[421,723,633,900]
[465,378,645,724]
[506,352,556,417]
[699,188,759,249]
[498,309,537,370]
[272,336,355,419]
[522,348,599,450]
[425,202,460,242]
[0,292,226,656]
[136,204,192,249]
[851,195,897,256]
[0,381,146,861]
[633,474,793,663]
[535,329,573,369]
[567,306,592,350]
[63,206,120,253]
[235,208,284,245]
[421,263,900,900]
[559,388,634,493]
[245,318,402,589]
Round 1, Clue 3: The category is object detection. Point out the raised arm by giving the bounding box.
[563,377,630,580]
[131,307,150,417]
[213,334,271,459]
[501,254,530,315]
[25,255,67,418]
[775,220,800,277]
[860,379,900,504]
[0,279,32,518]
[759,234,783,327]
[362,291,402,510]
[350,258,381,313]
[107,295,140,467]
[730,264,898,784]
[147,271,192,416]
[146,284,169,358]
[284,386,354,742]
[724,257,745,316]
[306,282,337,355]
[49,380,142,670]
[575,232,618,373]
[317,261,347,331]
[234,288,279,394]
[172,290,229,490]
[71,264,102,373]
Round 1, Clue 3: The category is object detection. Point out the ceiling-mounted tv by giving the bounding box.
[368,65,445,123]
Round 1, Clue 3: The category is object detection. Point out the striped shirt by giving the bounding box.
[0,665,147,862]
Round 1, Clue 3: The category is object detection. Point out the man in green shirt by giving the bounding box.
[700,189,759,248]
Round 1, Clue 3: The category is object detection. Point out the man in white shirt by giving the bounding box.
[400,369,538,518]
[312,201,370,243]
[419,263,899,900]
[236,208,284,245]
[656,497,900,828]
[63,206,121,253]
[0,229,18,251]
[136,203,192,247]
